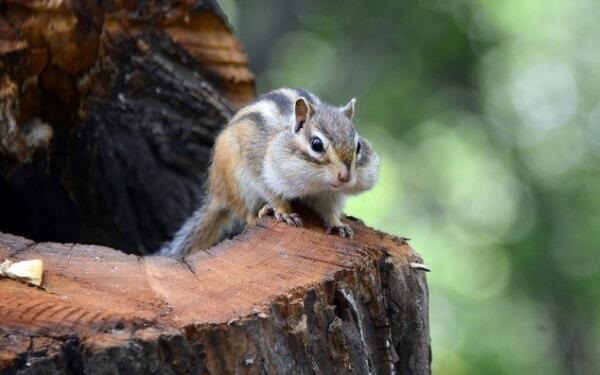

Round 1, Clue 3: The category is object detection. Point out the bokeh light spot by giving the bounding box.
[512,61,577,131]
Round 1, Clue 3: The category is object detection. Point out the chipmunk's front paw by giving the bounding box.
[258,204,274,218]
[259,204,303,227]
[325,223,354,239]
[275,211,303,227]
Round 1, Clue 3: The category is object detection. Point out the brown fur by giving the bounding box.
[160,88,379,257]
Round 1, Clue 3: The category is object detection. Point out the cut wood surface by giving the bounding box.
[0,214,431,374]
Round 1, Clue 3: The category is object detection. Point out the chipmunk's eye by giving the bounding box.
[356,141,362,154]
[310,136,324,152]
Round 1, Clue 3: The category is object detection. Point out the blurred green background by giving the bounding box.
[220,0,600,373]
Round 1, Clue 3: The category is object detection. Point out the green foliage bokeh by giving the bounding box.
[221,0,600,373]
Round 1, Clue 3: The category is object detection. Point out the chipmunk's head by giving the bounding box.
[290,96,380,195]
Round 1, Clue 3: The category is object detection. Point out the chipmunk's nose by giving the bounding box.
[338,171,351,183]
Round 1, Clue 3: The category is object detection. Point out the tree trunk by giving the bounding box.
[0,0,253,254]
[0,1,431,374]
[0,213,430,374]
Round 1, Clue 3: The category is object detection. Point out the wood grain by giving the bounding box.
[0,215,431,374]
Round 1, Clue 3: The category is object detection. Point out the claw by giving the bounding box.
[258,204,274,218]
[274,211,303,227]
[325,224,353,240]
[258,204,303,227]
[340,225,353,240]
[289,213,303,226]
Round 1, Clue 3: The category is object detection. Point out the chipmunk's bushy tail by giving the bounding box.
[158,201,233,258]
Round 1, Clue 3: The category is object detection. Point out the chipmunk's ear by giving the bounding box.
[294,97,314,132]
[340,98,356,119]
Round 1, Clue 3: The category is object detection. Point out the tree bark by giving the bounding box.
[0,0,254,254]
[0,213,430,374]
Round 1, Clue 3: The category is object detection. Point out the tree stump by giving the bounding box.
[0,1,431,373]
[0,214,430,374]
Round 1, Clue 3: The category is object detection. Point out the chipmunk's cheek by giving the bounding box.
[312,170,329,188]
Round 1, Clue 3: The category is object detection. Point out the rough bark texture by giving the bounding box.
[0,213,430,374]
[0,0,254,254]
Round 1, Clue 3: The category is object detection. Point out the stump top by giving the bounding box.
[0,217,412,335]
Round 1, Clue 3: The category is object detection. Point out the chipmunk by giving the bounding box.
[159,88,380,257]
